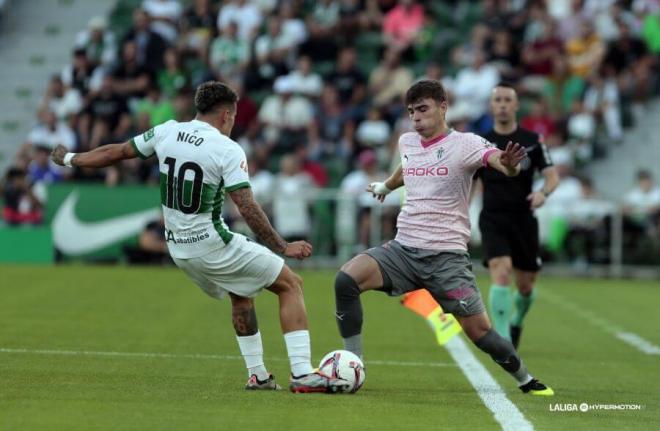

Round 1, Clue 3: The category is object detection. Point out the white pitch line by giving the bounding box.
[0,347,456,368]
[445,337,534,431]
[541,290,660,356]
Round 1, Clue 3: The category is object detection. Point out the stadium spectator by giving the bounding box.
[272,154,315,242]
[28,145,63,185]
[40,75,83,123]
[451,23,490,70]
[111,41,152,99]
[61,48,104,96]
[565,20,605,78]
[339,150,398,249]
[382,0,425,55]
[124,216,171,264]
[277,1,308,48]
[583,71,623,143]
[157,48,188,99]
[142,0,183,43]
[247,155,274,209]
[487,29,521,83]
[284,55,323,99]
[368,47,413,109]
[216,0,262,42]
[451,50,500,126]
[25,110,77,153]
[135,84,176,128]
[1,167,44,226]
[209,20,250,83]
[542,56,586,116]
[325,46,367,116]
[74,16,117,68]
[78,76,132,150]
[520,97,557,138]
[180,0,216,56]
[309,83,354,160]
[122,9,168,72]
[521,17,562,79]
[566,99,596,161]
[623,170,660,238]
[258,76,314,154]
[230,80,259,140]
[301,0,340,61]
[355,107,391,161]
[248,15,294,90]
[563,176,614,265]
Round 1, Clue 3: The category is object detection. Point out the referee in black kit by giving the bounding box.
[475,83,559,348]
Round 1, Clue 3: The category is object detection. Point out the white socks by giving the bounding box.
[236,331,269,380]
[284,330,314,377]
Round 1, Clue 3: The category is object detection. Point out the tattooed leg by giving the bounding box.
[230,293,269,379]
[230,293,258,336]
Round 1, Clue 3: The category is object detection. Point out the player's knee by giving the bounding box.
[229,293,253,311]
[335,271,361,300]
[490,260,512,285]
[517,283,533,296]
[284,272,303,296]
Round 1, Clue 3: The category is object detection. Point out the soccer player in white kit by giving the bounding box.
[333,80,554,395]
[51,81,347,393]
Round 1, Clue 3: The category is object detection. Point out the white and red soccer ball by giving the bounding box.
[318,350,365,393]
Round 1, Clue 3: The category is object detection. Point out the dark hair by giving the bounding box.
[494,81,516,91]
[405,80,446,106]
[637,169,652,181]
[194,81,238,114]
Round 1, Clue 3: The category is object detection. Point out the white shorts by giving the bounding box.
[172,233,285,299]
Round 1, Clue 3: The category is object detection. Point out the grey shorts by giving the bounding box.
[362,240,485,317]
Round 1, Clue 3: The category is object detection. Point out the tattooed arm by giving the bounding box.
[51,142,137,168]
[228,186,312,259]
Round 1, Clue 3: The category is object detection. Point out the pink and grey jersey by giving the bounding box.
[395,130,498,251]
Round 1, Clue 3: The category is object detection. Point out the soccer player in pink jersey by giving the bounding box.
[334,80,554,396]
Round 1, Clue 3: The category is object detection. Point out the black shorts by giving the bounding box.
[479,211,541,271]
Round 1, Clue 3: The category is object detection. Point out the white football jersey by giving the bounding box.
[131,119,250,258]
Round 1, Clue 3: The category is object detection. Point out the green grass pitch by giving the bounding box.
[1,265,658,430]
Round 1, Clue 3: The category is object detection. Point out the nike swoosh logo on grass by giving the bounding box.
[52,190,161,255]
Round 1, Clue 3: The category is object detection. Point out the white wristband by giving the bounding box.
[63,153,75,168]
[370,182,391,195]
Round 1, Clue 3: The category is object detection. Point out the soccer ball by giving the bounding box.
[318,350,365,393]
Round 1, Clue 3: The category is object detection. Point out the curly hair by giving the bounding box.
[194,81,238,114]
[405,80,447,106]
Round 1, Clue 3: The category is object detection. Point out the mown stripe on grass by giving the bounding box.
[541,290,660,355]
[0,347,457,368]
[445,337,534,431]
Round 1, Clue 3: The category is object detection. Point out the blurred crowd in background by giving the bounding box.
[2,0,660,265]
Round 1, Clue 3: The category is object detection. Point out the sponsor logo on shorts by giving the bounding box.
[446,285,475,300]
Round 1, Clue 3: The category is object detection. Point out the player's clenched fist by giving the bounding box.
[366,182,391,203]
[51,144,68,166]
[284,241,313,260]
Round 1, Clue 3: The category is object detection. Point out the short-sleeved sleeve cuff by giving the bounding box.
[225,182,251,192]
[130,138,151,160]
[482,148,499,167]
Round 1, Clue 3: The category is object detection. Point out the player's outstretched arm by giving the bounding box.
[229,187,312,260]
[487,141,525,177]
[51,142,137,168]
[366,164,403,203]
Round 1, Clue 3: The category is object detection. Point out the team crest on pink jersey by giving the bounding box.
[395,131,496,251]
